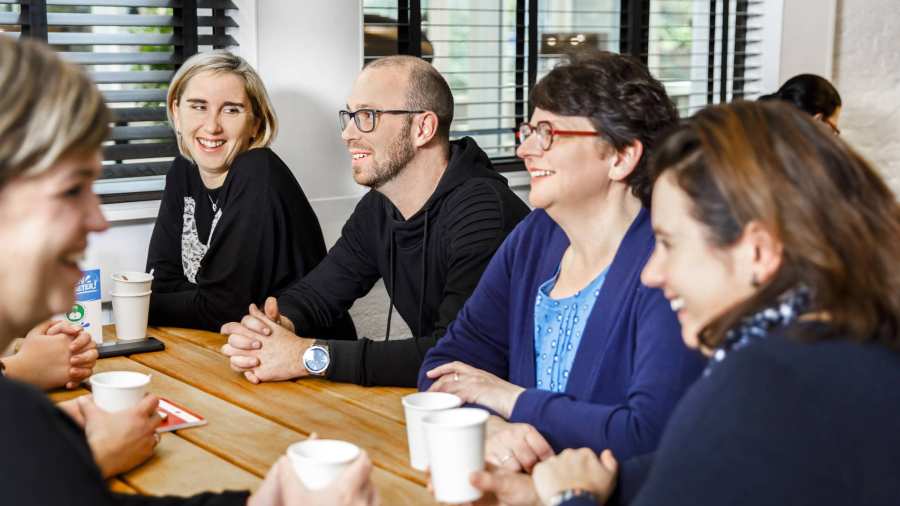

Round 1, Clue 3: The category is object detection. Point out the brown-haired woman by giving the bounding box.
[476,100,900,505]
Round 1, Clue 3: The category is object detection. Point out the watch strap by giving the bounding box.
[548,488,600,506]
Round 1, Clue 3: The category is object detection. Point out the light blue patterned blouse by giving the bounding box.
[534,266,609,393]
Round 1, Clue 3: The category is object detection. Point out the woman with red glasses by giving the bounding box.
[417,50,704,475]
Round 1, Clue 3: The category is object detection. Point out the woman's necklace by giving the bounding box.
[208,193,219,212]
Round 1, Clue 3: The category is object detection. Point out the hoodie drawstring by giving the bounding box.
[384,231,395,341]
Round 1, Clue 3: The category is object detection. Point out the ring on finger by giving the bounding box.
[498,452,513,464]
[454,372,460,382]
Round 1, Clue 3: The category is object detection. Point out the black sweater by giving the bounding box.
[278,137,530,387]
[147,148,355,337]
[0,376,248,505]
[594,322,900,506]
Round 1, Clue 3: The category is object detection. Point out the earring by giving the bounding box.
[751,273,760,288]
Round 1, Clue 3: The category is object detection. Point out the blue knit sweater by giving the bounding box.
[419,208,705,458]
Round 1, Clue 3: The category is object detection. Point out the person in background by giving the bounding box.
[759,73,842,134]
[220,55,529,387]
[147,50,354,337]
[0,36,375,506]
[1,320,97,390]
[418,50,704,472]
[477,100,900,506]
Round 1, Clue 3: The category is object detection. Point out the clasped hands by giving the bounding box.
[220,297,315,383]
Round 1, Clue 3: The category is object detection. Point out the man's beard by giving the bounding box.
[367,119,415,190]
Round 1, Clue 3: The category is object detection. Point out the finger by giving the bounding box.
[70,348,99,367]
[248,304,279,334]
[229,354,260,370]
[425,361,468,379]
[525,429,555,461]
[47,320,76,336]
[341,451,373,493]
[69,331,94,351]
[222,320,268,342]
[136,394,161,418]
[68,366,93,382]
[264,297,281,322]
[244,371,261,384]
[33,319,56,334]
[227,333,262,350]
[76,394,101,418]
[469,470,499,493]
[600,449,618,473]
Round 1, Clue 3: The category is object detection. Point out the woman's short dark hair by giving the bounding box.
[531,50,679,207]
[758,73,842,118]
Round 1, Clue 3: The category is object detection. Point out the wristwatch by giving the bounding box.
[548,488,600,506]
[302,341,330,376]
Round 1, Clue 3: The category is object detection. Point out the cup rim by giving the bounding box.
[111,271,154,283]
[89,371,151,389]
[287,439,360,465]
[111,290,152,297]
[422,407,490,429]
[402,392,463,411]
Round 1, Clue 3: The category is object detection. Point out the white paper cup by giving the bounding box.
[423,408,490,504]
[112,290,151,341]
[90,371,150,412]
[402,392,462,470]
[111,271,153,295]
[287,439,360,490]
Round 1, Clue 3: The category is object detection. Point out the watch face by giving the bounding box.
[304,346,329,374]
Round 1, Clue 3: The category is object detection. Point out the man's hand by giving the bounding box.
[532,448,618,505]
[77,394,163,478]
[220,301,313,384]
[3,320,98,390]
[484,416,554,473]
[426,361,525,419]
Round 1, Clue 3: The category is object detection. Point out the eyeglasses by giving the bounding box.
[339,108,425,133]
[516,121,602,151]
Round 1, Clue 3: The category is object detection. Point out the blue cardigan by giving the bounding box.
[418,209,705,459]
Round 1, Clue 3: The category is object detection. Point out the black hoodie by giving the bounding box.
[279,137,530,386]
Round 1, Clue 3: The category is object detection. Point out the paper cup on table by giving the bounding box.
[287,439,360,490]
[112,290,150,341]
[402,392,462,470]
[89,371,150,412]
[111,271,153,295]
[423,408,490,504]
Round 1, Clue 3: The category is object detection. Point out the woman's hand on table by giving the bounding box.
[220,299,312,384]
[532,448,618,505]
[76,393,163,478]
[250,452,378,506]
[484,416,554,473]
[425,362,525,419]
[2,320,97,390]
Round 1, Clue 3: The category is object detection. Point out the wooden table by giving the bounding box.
[51,326,433,504]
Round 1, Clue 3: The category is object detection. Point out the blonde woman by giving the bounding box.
[147,50,355,336]
[0,37,375,505]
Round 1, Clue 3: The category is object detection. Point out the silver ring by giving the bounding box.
[498,453,513,464]
[454,372,460,382]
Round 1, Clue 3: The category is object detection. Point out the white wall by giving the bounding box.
[832,0,900,195]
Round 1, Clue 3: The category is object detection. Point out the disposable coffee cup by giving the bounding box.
[402,392,462,470]
[90,371,150,412]
[111,271,153,295]
[423,408,490,503]
[112,290,151,341]
[287,439,360,490]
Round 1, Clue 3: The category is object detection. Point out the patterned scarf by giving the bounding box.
[704,286,811,377]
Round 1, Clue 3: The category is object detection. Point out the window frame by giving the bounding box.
[365,0,756,173]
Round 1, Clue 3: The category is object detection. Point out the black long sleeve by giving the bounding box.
[280,178,527,386]
[147,149,350,334]
[0,377,249,506]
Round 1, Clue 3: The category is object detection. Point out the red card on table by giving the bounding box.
[156,397,207,433]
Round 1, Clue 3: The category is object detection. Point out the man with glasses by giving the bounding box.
[220,55,529,387]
